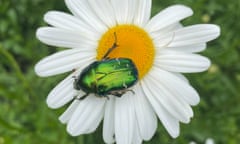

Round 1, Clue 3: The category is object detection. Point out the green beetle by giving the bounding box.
[73,32,138,100]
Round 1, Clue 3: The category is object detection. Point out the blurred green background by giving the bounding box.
[0,0,239,143]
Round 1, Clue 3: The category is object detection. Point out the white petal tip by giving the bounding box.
[184,118,191,124]
[46,93,70,109]
[46,94,73,109]
[66,125,91,137]
[191,100,200,106]
[212,24,221,33]
[67,128,79,137]
[36,28,44,41]
[43,11,57,23]
[36,27,51,47]
[34,64,52,77]
[191,95,200,106]
[214,25,221,39]
[202,57,211,72]
[207,24,221,40]
[59,116,67,124]
[169,127,180,138]
[66,125,78,136]
[34,62,46,77]
[34,63,41,76]
[46,98,59,109]
[195,56,211,72]
[171,133,179,139]
[172,4,193,15]
[36,27,58,46]
[43,11,51,21]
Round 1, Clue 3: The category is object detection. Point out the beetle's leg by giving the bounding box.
[102,32,119,59]
[79,95,88,100]
[119,89,135,95]
[105,95,110,100]
[110,89,135,98]
[126,89,135,95]
[120,89,135,95]
[112,93,122,97]
[103,57,110,60]
[74,93,89,100]
[72,69,79,80]
[71,68,76,72]
[71,68,78,75]
[72,74,79,90]
[72,75,77,79]
[109,91,123,97]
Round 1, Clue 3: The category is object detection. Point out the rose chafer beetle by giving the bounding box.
[73,32,138,100]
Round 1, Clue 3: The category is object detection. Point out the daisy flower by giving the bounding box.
[35,0,220,143]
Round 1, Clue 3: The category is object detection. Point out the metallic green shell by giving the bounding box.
[74,58,138,97]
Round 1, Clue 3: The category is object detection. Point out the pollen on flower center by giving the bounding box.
[96,25,155,79]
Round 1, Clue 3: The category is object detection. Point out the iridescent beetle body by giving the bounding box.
[73,32,138,99]
[74,58,138,98]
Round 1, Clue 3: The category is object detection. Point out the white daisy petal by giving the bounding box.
[43,11,99,40]
[67,96,106,136]
[65,0,107,34]
[168,24,221,47]
[110,0,126,24]
[172,73,189,83]
[103,97,116,144]
[142,79,180,138]
[167,43,207,53]
[145,5,193,32]
[88,0,116,27]
[146,73,193,123]
[150,23,182,40]
[151,23,184,48]
[155,50,211,73]
[36,27,97,48]
[111,0,136,24]
[125,0,138,23]
[35,48,95,77]
[132,117,142,144]
[115,93,135,144]
[59,100,81,124]
[151,67,200,106]
[134,0,152,26]
[134,84,157,140]
[46,74,76,109]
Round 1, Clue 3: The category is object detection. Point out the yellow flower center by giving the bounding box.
[96,25,155,79]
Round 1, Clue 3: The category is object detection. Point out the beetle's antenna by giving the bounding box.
[114,31,117,43]
[102,32,119,59]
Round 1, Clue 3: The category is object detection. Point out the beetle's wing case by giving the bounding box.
[76,61,98,93]
[95,58,138,95]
